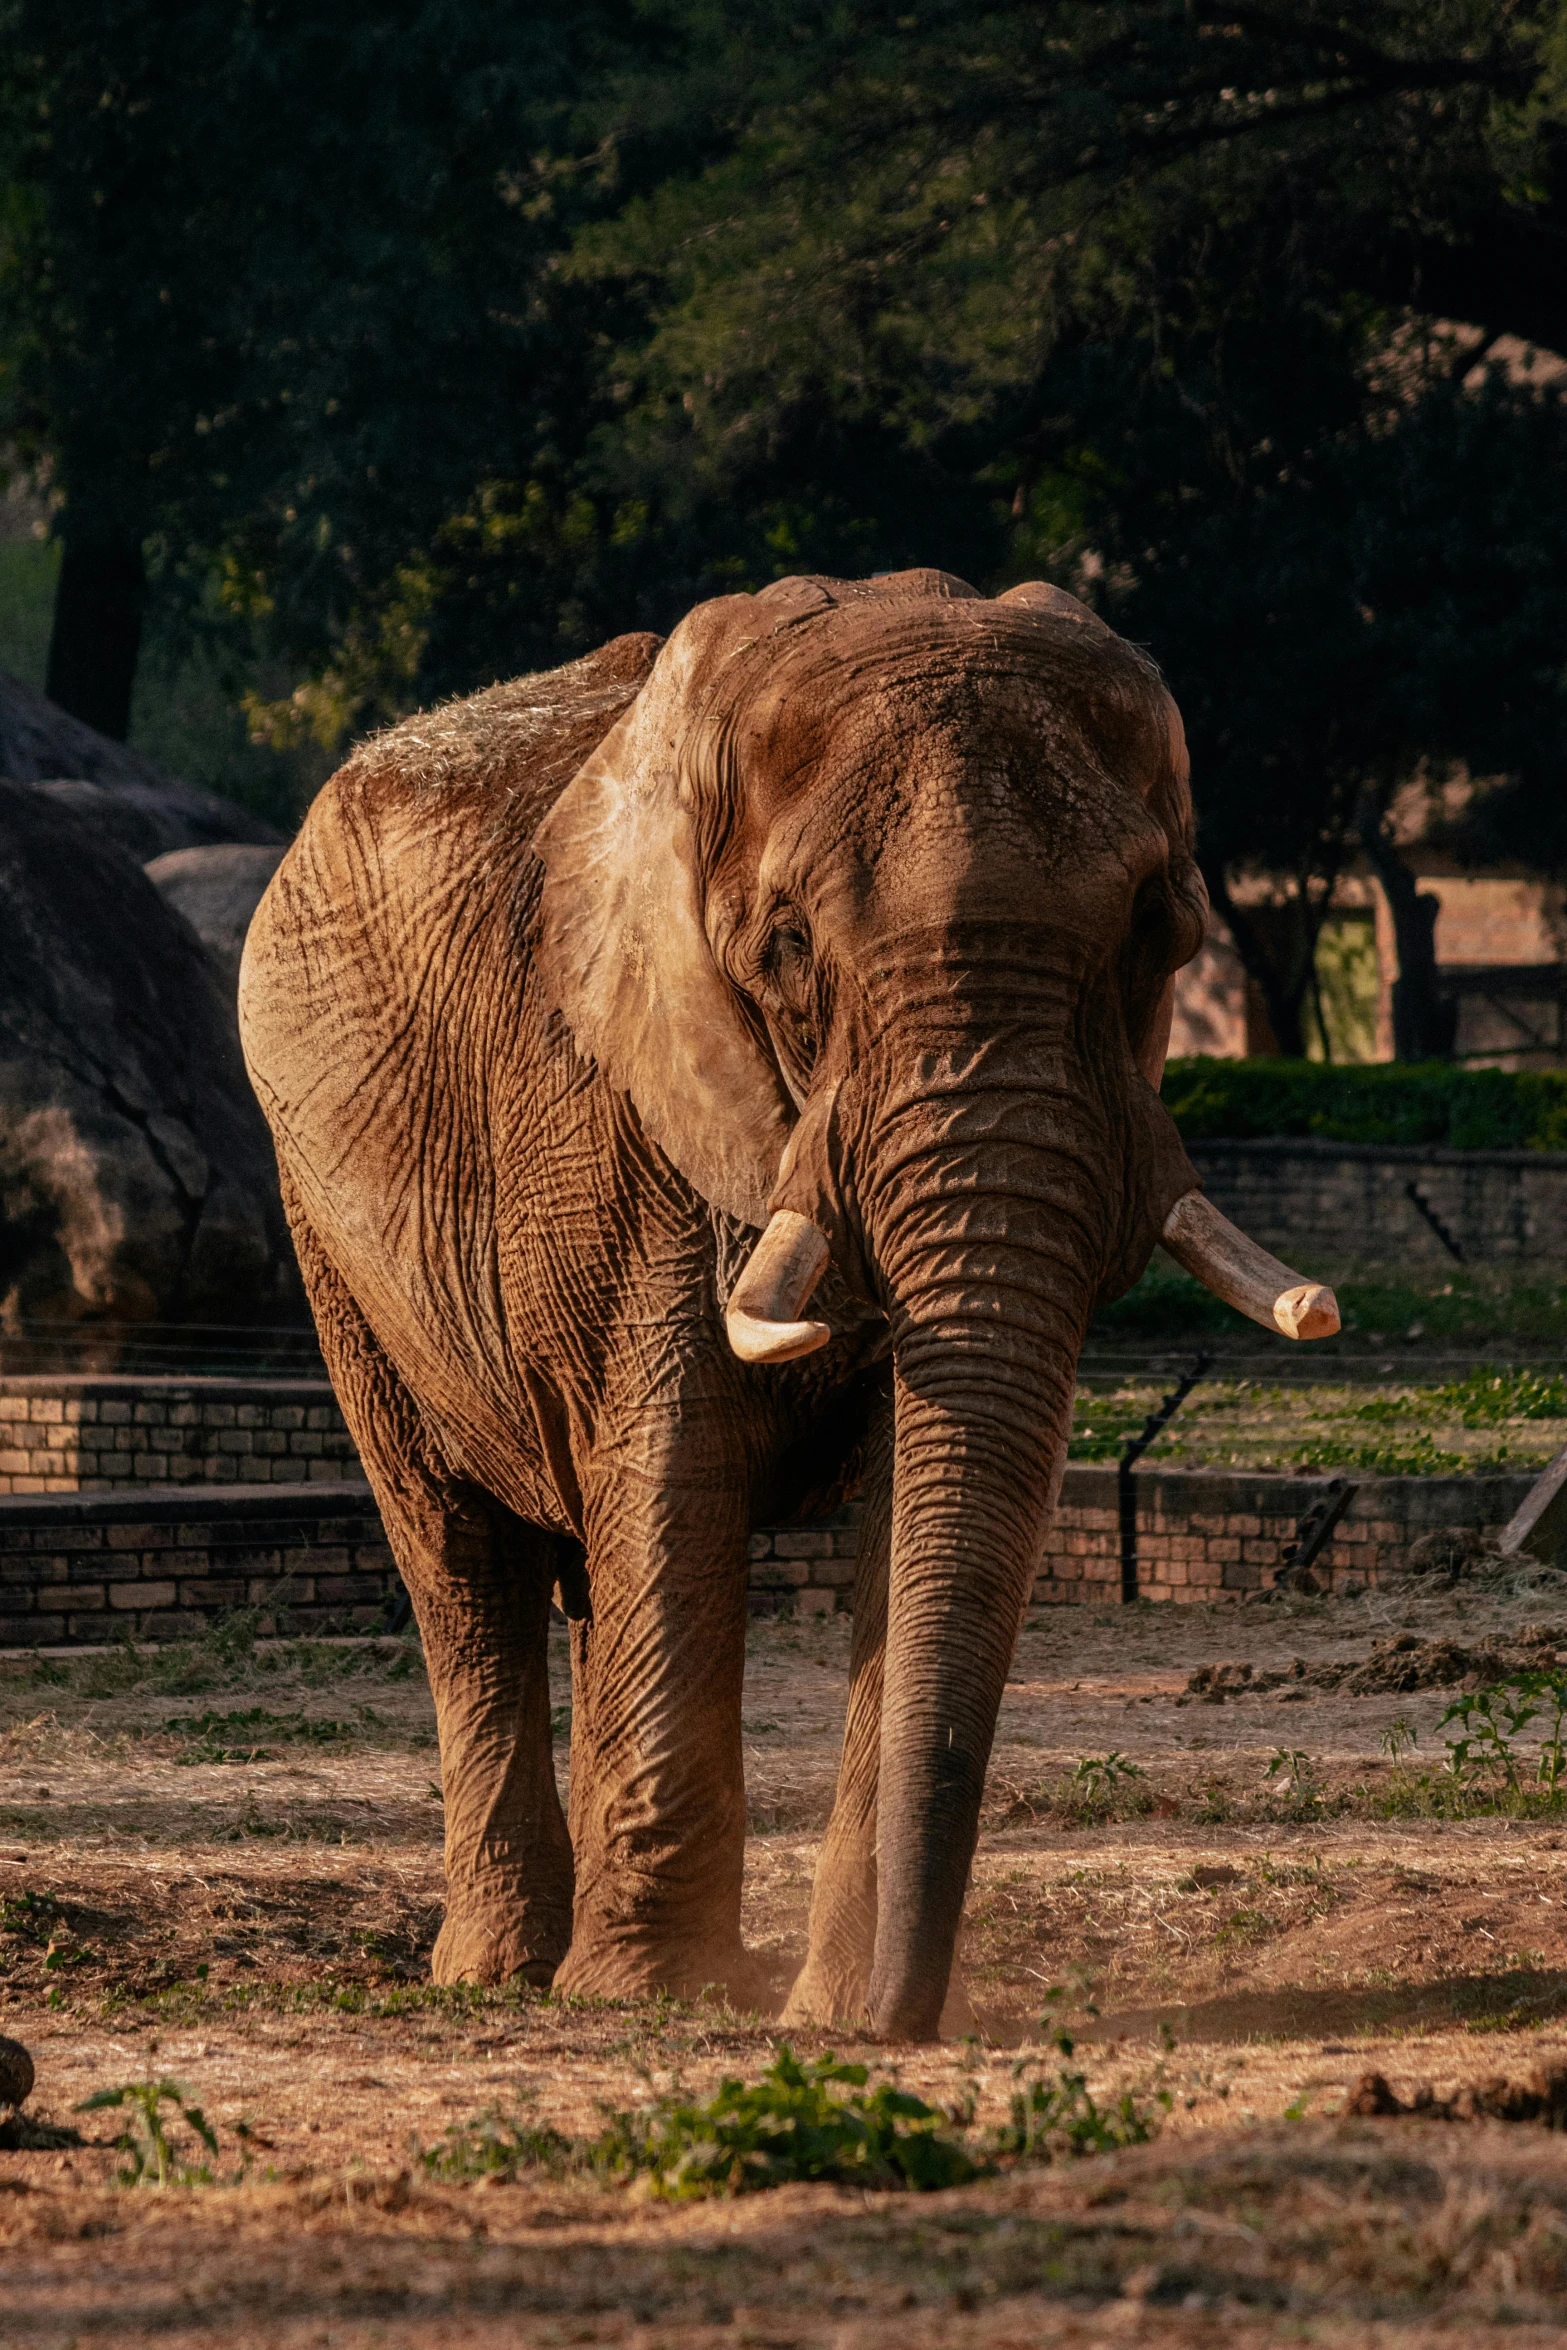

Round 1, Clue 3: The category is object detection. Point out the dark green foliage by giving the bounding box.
[419,2100,575,2182]
[992,2051,1169,2164]
[1162,1058,1567,1152]
[593,2046,980,2196]
[417,2043,1170,2199]
[2,0,1565,960]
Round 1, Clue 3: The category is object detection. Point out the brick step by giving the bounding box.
[0,1462,1528,1648]
[0,1373,361,1495]
[0,1480,391,1645]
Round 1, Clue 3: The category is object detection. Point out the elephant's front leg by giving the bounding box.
[553,1417,758,2005]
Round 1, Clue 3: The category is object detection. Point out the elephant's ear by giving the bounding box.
[533,597,801,1226]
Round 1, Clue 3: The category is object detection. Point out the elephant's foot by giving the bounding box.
[784,1956,974,2037]
[780,1952,868,2030]
[431,1898,570,1987]
[553,1931,772,2014]
[938,1969,977,2038]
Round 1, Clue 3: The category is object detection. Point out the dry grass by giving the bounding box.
[5,1575,1567,2343]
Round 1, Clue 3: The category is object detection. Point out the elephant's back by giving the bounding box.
[327,632,664,834]
[235,632,663,1522]
[239,631,662,1108]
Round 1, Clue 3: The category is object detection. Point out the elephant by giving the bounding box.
[239,567,1337,2039]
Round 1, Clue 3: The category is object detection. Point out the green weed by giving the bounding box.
[591,2046,980,2196]
[991,2037,1170,2164]
[76,2079,219,2187]
[1438,1671,1567,1800]
[418,2097,573,2181]
[164,1707,357,1764]
[0,1886,62,1944]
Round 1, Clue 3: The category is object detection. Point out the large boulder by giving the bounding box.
[145,844,287,996]
[0,780,298,1327]
[0,668,284,861]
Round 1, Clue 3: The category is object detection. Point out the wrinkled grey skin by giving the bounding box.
[239,570,1206,2039]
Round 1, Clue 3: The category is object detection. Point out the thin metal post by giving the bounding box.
[1117,1349,1213,1604]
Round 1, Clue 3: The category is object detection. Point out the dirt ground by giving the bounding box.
[6,1567,1567,2345]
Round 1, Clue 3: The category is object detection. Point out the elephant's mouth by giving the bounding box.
[726,1187,1339,1362]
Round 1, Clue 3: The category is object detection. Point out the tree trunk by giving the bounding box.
[45,537,146,742]
[1202,870,1314,1059]
[1354,793,1457,1062]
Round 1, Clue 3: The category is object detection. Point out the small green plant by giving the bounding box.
[993,2015,1169,2162]
[0,1886,63,1944]
[1262,1748,1323,1819]
[591,2045,979,2197]
[77,2079,219,2187]
[78,1634,147,1700]
[1440,1672,1567,1801]
[1381,1718,1418,1767]
[1073,1752,1145,1795]
[418,2098,573,2181]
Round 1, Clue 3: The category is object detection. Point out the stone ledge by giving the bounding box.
[0,1375,338,1401]
[0,1481,377,1530]
[1188,1137,1567,1172]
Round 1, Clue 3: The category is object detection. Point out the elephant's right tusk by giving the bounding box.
[1161,1190,1340,1341]
[726,1210,832,1365]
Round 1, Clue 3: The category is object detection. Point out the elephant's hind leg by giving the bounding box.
[285,1190,573,1985]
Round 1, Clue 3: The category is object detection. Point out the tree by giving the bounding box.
[0,0,655,741]
[564,1,1567,1054]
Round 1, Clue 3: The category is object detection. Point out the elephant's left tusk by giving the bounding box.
[1161,1189,1340,1341]
[726,1210,832,1364]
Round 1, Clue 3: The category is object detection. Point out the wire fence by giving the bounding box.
[0,1320,326,1380]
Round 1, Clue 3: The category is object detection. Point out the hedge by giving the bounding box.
[1161,1059,1567,1152]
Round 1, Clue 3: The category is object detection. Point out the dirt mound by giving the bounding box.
[1186,1623,1567,1703]
[1347,2064,1567,2125]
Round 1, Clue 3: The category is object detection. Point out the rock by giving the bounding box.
[0,778,299,1326]
[146,844,287,996]
[0,2033,34,2108]
[0,666,283,861]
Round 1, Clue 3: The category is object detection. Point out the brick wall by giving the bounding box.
[0,1465,1534,1647]
[0,1486,394,1647]
[1041,1462,1532,1603]
[739,1461,1533,1611]
[1188,1137,1567,1270]
[0,1378,360,1496]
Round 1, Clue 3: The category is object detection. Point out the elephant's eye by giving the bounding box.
[761,920,820,1086]
[765,923,813,1001]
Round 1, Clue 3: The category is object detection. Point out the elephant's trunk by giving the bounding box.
[868,1327,1073,2038]
[858,1074,1105,2037]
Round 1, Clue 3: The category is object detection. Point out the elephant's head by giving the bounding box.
[535,568,1335,2036]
